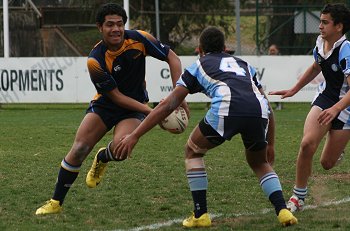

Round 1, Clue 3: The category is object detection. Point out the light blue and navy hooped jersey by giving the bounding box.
[177,52,269,129]
[313,35,350,124]
[87,30,170,104]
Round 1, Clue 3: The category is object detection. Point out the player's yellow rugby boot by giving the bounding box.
[86,148,108,188]
[278,208,298,227]
[35,199,62,215]
[182,212,211,228]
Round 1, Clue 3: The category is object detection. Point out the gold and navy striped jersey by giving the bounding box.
[87,30,170,104]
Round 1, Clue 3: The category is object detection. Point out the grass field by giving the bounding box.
[1,103,350,231]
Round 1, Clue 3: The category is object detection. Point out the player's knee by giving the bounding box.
[246,140,267,151]
[300,139,318,155]
[186,137,208,155]
[320,158,335,170]
[71,142,92,161]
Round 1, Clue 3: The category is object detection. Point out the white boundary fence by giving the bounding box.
[0,56,323,103]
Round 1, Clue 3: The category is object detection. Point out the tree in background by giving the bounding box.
[53,0,235,52]
[130,0,233,50]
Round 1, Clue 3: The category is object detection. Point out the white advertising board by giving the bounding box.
[0,56,323,103]
[0,57,94,103]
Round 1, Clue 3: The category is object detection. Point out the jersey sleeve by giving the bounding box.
[312,46,318,62]
[87,57,117,93]
[136,30,170,61]
[176,63,204,94]
[247,63,262,89]
[339,41,350,76]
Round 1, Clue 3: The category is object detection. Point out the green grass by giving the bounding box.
[0,103,350,230]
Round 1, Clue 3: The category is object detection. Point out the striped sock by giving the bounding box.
[187,170,208,218]
[52,159,80,205]
[97,142,117,163]
[293,186,307,200]
[259,172,286,215]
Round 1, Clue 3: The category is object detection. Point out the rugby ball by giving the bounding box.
[160,107,188,134]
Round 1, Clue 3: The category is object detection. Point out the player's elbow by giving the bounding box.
[159,97,179,112]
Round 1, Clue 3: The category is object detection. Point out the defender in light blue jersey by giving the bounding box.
[270,3,350,213]
[177,52,269,138]
[116,26,297,228]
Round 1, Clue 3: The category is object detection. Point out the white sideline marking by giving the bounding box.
[107,196,350,231]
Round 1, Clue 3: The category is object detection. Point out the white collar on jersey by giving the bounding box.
[316,35,346,59]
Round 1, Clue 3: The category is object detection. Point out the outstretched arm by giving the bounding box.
[269,61,321,98]
[115,86,190,159]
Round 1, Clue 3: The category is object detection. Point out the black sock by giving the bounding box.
[269,190,287,215]
[52,161,80,205]
[97,147,117,163]
[191,190,207,218]
[97,148,109,163]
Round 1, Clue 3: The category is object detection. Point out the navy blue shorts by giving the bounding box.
[86,100,146,131]
[198,116,268,151]
[313,94,347,130]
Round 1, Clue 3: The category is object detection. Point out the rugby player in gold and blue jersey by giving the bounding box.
[35,3,187,215]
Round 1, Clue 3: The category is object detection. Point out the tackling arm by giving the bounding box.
[291,61,322,93]
[269,61,321,98]
[115,86,189,159]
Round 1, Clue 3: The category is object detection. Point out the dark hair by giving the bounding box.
[199,26,225,53]
[96,3,128,25]
[321,3,350,34]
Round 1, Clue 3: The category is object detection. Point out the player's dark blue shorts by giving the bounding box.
[312,94,348,130]
[86,99,146,131]
[199,116,268,151]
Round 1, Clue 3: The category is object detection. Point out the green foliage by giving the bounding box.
[0,103,350,230]
[64,28,101,56]
[130,0,234,49]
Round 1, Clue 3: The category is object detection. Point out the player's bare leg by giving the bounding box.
[86,118,142,188]
[246,146,297,226]
[36,113,107,215]
[182,125,217,228]
[289,107,329,212]
[320,129,350,169]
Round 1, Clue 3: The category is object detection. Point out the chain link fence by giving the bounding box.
[254,1,350,56]
[2,1,350,56]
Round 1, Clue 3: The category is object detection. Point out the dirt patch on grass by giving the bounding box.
[311,172,350,182]
[310,172,350,205]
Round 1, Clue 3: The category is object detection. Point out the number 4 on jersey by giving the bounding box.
[219,57,246,76]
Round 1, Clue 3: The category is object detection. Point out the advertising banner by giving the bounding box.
[0,56,323,103]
